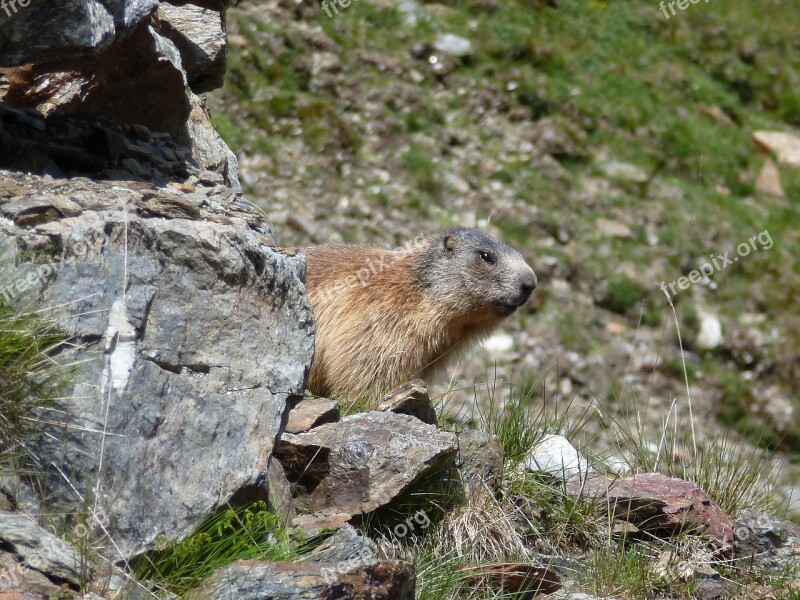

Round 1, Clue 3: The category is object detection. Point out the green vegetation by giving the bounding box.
[134,501,306,596]
[0,249,69,466]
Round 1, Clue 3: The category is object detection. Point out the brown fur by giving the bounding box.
[304,229,536,401]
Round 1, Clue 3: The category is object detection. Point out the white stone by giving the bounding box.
[695,309,723,350]
[433,33,474,57]
[524,434,591,479]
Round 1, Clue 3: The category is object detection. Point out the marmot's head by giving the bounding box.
[413,227,537,322]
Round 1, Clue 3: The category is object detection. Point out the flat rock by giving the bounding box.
[184,558,415,600]
[377,379,437,426]
[285,397,340,434]
[566,473,734,554]
[276,412,457,528]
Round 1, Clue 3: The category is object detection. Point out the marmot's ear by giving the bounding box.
[443,235,456,255]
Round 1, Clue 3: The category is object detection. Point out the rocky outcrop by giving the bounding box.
[0,170,314,559]
[0,0,239,189]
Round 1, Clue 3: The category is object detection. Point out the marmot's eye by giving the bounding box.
[478,251,496,264]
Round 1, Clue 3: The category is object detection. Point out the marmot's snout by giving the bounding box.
[497,266,537,316]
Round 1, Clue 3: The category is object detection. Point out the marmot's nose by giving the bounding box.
[518,271,537,304]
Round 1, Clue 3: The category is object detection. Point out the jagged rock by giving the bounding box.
[0,170,314,560]
[0,511,84,585]
[524,434,592,480]
[1,6,239,190]
[184,558,415,600]
[377,380,438,426]
[285,397,340,434]
[455,430,504,493]
[0,0,158,66]
[275,412,457,529]
[566,473,734,554]
[157,2,228,93]
[734,511,800,571]
[0,106,192,184]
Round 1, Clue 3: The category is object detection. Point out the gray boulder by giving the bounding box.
[0,170,314,560]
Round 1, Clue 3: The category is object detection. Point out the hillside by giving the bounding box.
[210,0,800,508]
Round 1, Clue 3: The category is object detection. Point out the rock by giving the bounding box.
[157,2,228,93]
[433,33,474,57]
[0,511,84,584]
[377,380,438,426]
[0,0,158,67]
[0,549,65,597]
[301,524,377,564]
[0,4,240,190]
[566,473,734,554]
[753,130,800,169]
[275,412,457,528]
[0,170,314,560]
[693,572,734,600]
[267,459,297,528]
[756,157,786,198]
[530,117,587,159]
[695,309,723,350]
[184,558,415,600]
[455,430,504,493]
[734,511,800,571]
[524,434,591,480]
[596,217,633,238]
[285,398,340,434]
[599,161,649,183]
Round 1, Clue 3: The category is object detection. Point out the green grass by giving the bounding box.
[134,501,307,596]
[0,247,70,466]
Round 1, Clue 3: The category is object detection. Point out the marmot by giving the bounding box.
[303,227,537,401]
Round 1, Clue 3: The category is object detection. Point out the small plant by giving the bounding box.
[0,246,69,466]
[134,501,305,596]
